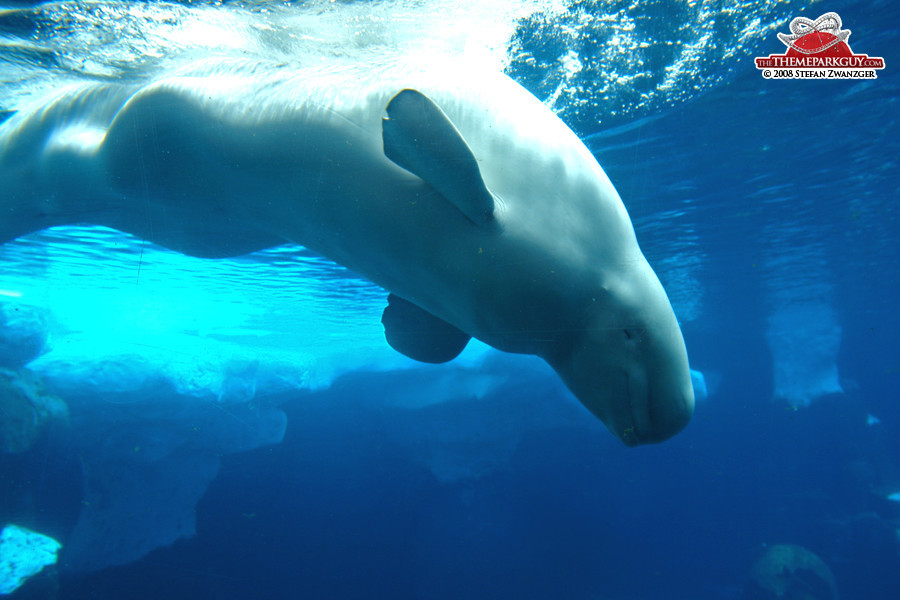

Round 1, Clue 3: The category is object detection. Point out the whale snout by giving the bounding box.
[549,307,695,447]
[622,382,694,446]
[615,332,695,446]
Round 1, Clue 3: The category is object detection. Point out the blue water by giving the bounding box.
[1,0,899,599]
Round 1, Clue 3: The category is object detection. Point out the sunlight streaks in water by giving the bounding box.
[0,0,825,133]
[0,0,546,112]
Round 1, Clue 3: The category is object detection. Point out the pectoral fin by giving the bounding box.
[381,293,471,364]
[382,89,495,226]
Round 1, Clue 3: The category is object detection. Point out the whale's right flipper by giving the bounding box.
[381,293,471,364]
[382,89,495,227]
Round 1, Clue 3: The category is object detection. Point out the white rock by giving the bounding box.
[0,524,61,595]
[0,301,50,368]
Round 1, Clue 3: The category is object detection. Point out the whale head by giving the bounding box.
[548,260,694,446]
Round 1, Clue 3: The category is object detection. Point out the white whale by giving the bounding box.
[0,57,693,445]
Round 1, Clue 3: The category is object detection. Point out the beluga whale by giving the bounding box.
[0,57,694,445]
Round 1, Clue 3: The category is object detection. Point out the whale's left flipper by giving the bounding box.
[381,293,471,364]
[382,89,495,226]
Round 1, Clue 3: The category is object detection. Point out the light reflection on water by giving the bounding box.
[0,225,388,356]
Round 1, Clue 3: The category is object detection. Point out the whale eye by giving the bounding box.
[623,328,643,342]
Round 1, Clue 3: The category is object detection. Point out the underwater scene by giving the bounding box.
[0,0,898,598]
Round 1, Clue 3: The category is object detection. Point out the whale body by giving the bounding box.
[0,58,693,445]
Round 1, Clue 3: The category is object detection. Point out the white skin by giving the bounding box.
[0,58,694,445]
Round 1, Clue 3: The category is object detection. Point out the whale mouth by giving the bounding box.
[619,386,641,446]
[627,383,693,445]
[620,423,641,447]
[620,371,645,446]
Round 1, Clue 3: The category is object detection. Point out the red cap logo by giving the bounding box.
[756,12,885,79]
